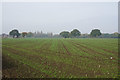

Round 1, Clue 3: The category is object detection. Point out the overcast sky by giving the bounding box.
[2,2,118,34]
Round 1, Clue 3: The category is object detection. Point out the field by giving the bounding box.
[2,38,118,78]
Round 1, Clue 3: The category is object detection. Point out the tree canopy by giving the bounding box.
[90,29,102,37]
[60,31,70,38]
[70,29,81,38]
[22,32,27,38]
[9,29,20,38]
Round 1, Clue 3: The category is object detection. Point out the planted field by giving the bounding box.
[2,38,118,78]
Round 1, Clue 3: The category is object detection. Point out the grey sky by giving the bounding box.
[2,2,118,34]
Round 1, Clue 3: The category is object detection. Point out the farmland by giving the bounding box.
[2,38,118,78]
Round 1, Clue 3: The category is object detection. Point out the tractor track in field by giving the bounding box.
[3,46,101,78]
[4,40,69,58]
[2,54,51,78]
[70,40,105,55]
[60,40,71,55]
[72,40,118,55]
[68,40,118,62]
[32,40,52,53]
[86,42,118,55]
[70,40,116,55]
[47,61,103,77]
[101,48,118,55]
[3,47,57,77]
[59,40,117,64]
[9,40,53,55]
[4,40,46,51]
[31,40,66,56]
[2,47,44,63]
[3,44,83,76]
[57,40,66,54]
[67,41,108,61]
[2,39,118,78]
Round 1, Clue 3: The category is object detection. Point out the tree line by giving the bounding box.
[60,29,102,38]
[8,29,119,38]
[9,29,56,38]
